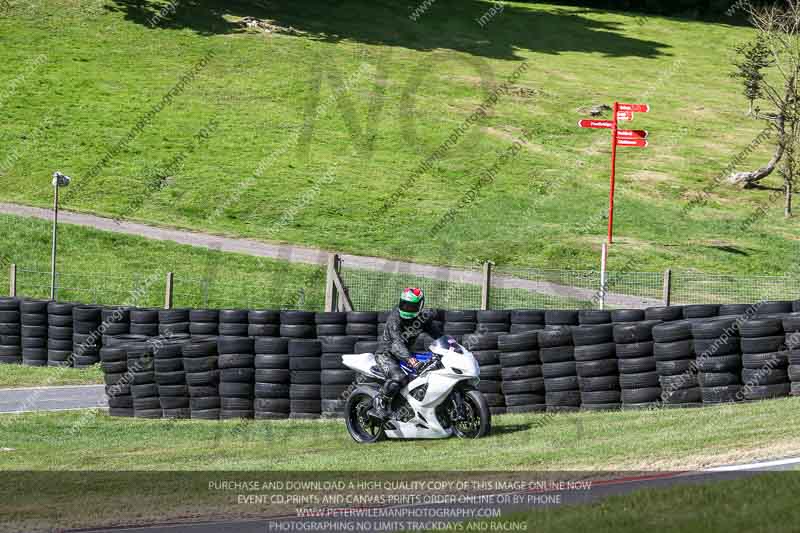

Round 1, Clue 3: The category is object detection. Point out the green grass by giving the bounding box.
[0,0,798,276]
[3,397,800,471]
[458,472,800,533]
[0,213,325,309]
[3,399,800,531]
[0,363,102,388]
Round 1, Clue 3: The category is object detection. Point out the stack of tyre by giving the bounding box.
[190,309,219,337]
[130,308,159,337]
[497,331,544,413]
[100,307,130,346]
[315,312,347,337]
[47,302,74,367]
[652,320,699,408]
[183,339,220,420]
[320,336,358,418]
[645,306,685,323]
[73,305,102,368]
[785,314,800,395]
[347,312,379,340]
[572,324,620,411]
[254,337,290,419]
[159,308,189,337]
[130,342,161,418]
[509,310,545,333]
[692,317,741,405]
[218,336,255,419]
[249,310,280,338]
[0,297,21,365]
[545,310,578,329]
[757,300,794,315]
[476,310,510,334]
[280,311,316,339]
[219,309,248,337]
[739,317,790,401]
[614,320,662,409]
[578,310,611,326]
[289,339,322,419]
[443,310,477,341]
[154,338,190,418]
[539,327,580,412]
[101,341,132,417]
[20,299,48,367]
[463,333,504,414]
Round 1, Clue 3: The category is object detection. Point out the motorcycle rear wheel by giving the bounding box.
[345,390,386,443]
[451,389,492,439]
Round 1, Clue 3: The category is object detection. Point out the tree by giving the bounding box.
[731,39,773,115]
[728,0,800,217]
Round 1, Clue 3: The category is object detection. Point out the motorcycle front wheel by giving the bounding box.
[451,388,492,439]
[345,390,386,444]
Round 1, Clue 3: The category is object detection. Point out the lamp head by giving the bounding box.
[52,171,71,187]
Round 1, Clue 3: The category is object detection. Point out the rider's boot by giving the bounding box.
[367,393,393,420]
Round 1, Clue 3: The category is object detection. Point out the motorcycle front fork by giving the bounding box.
[449,390,467,421]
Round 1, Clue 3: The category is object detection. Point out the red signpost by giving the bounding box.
[578,101,651,244]
[578,101,651,308]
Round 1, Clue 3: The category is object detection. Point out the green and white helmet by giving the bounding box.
[398,287,425,319]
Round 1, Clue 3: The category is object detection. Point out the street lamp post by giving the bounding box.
[50,171,71,300]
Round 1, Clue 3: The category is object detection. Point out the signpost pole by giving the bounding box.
[607,101,619,245]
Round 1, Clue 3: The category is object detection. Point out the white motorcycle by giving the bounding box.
[342,336,491,443]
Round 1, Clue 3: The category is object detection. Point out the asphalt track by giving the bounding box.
[76,457,800,533]
[0,384,107,413]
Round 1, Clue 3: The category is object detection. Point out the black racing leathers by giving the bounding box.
[374,307,442,412]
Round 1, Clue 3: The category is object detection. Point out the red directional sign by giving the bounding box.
[578,119,614,129]
[576,101,650,246]
[618,103,650,113]
[616,138,648,147]
[616,129,648,139]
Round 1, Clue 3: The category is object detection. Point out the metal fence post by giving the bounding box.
[663,268,672,306]
[325,254,339,312]
[164,272,174,309]
[9,264,16,297]
[481,262,492,310]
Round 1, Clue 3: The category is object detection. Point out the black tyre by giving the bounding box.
[702,385,741,403]
[645,306,684,322]
[541,361,576,379]
[219,382,253,397]
[613,322,658,344]
[543,375,579,392]
[741,336,786,354]
[652,321,692,343]
[656,358,696,376]
[537,328,573,348]
[290,357,321,371]
[503,393,545,406]
[619,371,660,389]
[578,375,620,392]
[616,342,654,359]
[693,337,739,357]
[658,373,697,389]
[742,352,788,369]
[255,382,290,398]
[739,319,783,338]
[742,383,790,400]
[501,377,545,395]
[498,351,539,367]
[539,346,574,363]
[574,343,615,362]
[345,389,385,443]
[581,390,620,404]
[578,310,611,325]
[218,354,254,369]
[183,357,217,373]
[618,357,656,374]
[280,325,315,338]
[497,332,537,352]
[621,387,661,403]
[545,391,581,406]
[462,334,499,351]
[696,354,741,373]
[575,359,618,378]
[683,305,719,319]
[741,368,788,386]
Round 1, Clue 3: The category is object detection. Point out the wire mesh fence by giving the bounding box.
[7,265,326,310]
[4,263,800,311]
[340,264,483,311]
[671,272,800,305]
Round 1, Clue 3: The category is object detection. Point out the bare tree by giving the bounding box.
[728,0,800,216]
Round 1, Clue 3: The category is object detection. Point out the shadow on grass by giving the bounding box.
[104,0,669,60]
[491,422,537,436]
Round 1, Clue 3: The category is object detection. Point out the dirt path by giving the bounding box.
[0,202,662,308]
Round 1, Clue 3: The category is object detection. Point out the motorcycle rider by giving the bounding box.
[368,287,442,420]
